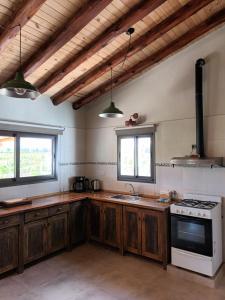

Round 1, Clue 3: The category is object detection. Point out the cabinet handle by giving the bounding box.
[3,220,9,225]
[35,212,41,217]
[57,207,63,212]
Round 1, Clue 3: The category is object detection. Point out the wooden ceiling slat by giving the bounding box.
[72,8,225,110]
[0,0,46,54]
[0,0,224,104]
[38,0,166,93]
[27,3,225,96]
[17,0,113,79]
[52,0,214,105]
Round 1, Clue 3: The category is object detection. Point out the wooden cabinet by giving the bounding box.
[48,213,68,254]
[24,208,69,264]
[123,206,168,265]
[123,206,141,255]
[89,200,103,242]
[89,200,122,250]
[0,196,169,276]
[70,201,88,246]
[103,203,122,248]
[24,219,47,264]
[0,226,19,274]
[142,210,163,261]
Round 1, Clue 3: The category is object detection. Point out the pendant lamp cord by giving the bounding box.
[121,32,132,70]
[109,28,133,103]
[19,24,22,71]
[110,67,113,103]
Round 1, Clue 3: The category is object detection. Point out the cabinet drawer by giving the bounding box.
[48,204,69,216]
[0,215,20,229]
[25,209,48,223]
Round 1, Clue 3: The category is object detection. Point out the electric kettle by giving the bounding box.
[91,179,101,192]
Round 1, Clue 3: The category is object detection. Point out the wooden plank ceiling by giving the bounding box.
[0,0,225,110]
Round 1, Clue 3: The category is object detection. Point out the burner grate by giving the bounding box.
[176,199,218,209]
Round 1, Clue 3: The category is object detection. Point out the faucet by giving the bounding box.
[126,183,138,197]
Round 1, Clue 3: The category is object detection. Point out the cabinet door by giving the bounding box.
[103,203,122,248]
[24,219,47,264]
[71,201,88,245]
[89,201,103,242]
[0,226,19,274]
[48,213,68,254]
[123,206,141,254]
[141,210,163,261]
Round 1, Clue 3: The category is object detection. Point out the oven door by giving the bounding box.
[171,214,212,257]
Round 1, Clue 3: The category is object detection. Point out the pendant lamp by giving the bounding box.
[0,25,40,100]
[99,68,123,118]
[99,28,135,118]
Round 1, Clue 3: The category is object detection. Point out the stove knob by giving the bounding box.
[198,213,201,217]
[189,211,192,215]
[181,210,184,214]
[203,213,206,218]
[176,209,180,214]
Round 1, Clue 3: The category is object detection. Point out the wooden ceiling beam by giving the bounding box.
[22,0,113,78]
[0,0,46,54]
[39,0,166,93]
[72,8,225,110]
[52,0,214,105]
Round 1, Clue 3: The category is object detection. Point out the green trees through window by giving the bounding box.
[0,132,56,187]
[0,136,15,179]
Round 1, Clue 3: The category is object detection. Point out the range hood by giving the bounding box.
[170,58,223,168]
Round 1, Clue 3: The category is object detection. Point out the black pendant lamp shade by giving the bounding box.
[99,101,123,118]
[0,24,40,100]
[98,28,135,119]
[0,70,39,100]
[98,67,124,118]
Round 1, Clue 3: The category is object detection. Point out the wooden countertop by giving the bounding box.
[0,191,171,217]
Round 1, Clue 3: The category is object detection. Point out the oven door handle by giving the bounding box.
[171,214,212,225]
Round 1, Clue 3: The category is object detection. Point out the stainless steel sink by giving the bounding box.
[111,194,141,201]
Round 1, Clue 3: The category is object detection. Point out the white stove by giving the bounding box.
[171,193,222,276]
[170,194,220,219]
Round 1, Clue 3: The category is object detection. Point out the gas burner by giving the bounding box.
[175,199,218,209]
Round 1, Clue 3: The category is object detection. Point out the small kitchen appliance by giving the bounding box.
[91,179,101,192]
[171,193,222,276]
[73,176,86,192]
[84,178,90,192]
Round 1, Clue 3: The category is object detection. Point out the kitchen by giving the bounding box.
[0,0,225,299]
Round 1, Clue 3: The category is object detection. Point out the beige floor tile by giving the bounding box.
[0,244,224,300]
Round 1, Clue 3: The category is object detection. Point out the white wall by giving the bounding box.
[0,24,224,259]
[84,25,225,258]
[0,94,86,200]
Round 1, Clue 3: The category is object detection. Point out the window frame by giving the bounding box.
[0,130,57,188]
[117,131,155,183]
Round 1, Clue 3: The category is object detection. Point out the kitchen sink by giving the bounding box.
[111,194,141,201]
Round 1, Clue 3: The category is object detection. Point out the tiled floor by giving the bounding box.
[0,244,225,300]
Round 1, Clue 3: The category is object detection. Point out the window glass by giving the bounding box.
[120,137,134,176]
[20,137,53,177]
[0,136,15,179]
[118,132,154,183]
[137,137,151,177]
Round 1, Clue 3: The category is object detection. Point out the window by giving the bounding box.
[0,131,57,187]
[117,128,155,183]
